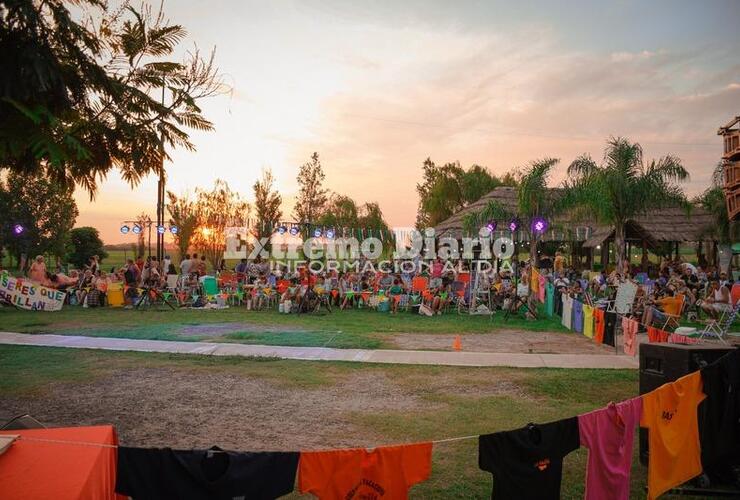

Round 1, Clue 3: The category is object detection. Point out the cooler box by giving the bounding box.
[107,283,124,307]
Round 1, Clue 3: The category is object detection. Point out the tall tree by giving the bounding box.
[416,159,508,229]
[565,137,689,273]
[66,227,107,269]
[517,158,560,265]
[167,190,198,261]
[0,171,78,267]
[694,163,738,273]
[252,168,282,239]
[293,152,328,223]
[415,158,465,229]
[0,0,222,194]
[191,179,249,268]
[358,202,390,231]
[318,194,359,229]
[459,164,501,204]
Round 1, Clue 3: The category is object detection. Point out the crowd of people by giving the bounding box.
[14,250,737,325]
[554,256,736,331]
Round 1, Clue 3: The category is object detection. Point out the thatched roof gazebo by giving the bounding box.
[434,186,717,270]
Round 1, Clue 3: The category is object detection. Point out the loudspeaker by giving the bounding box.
[639,343,736,465]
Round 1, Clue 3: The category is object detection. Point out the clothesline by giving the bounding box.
[5,349,737,500]
[14,433,481,452]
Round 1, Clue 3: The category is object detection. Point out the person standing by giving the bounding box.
[197,255,207,276]
[28,255,47,282]
[180,254,192,275]
[554,251,565,277]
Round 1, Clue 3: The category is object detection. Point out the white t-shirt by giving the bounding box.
[562,294,573,330]
[180,259,192,274]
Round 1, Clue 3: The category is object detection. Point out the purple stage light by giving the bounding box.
[12,224,24,235]
[531,217,549,234]
[508,219,519,232]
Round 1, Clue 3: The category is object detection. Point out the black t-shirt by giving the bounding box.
[479,417,580,500]
[116,446,299,500]
[603,311,617,347]
[699,349,740,468]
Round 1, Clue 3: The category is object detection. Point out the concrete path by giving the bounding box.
[0,332,639,369]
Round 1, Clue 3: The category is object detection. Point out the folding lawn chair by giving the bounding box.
[659,294,687,332]
[410,276,428,312]
[696,301,739,344]
[450,280,467,313]
[606,281,638,315]
[166,274,179,292]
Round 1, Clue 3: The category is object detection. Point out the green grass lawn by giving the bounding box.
[0,344,644,498]
[0,306,568,349]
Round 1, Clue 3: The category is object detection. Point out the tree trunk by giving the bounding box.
[529,234,538,267]
[614,223,626,274]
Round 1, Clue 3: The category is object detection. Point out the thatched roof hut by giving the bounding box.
[434,186,716,246]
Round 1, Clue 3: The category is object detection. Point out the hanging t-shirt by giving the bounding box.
[621,317,638,356]
[640,371,706,500]
[647,326,669,343]
[593,309,605,344]
[582,305,594,338]
[530,269,540,296]
[478,417,580,500]
[538,275,546,303]
[545,283,555,317]
[298,442,432,500]
[573,300,584,333]
[115,447,299,500]
[578,397,642,500]
[604,311,617,347]
[700,349,740,469]
[561,294,573,330]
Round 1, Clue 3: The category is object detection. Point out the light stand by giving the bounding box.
[156,81,166,263]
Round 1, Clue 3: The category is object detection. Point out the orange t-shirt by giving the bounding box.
[640,371,706,500]
[593,308,605,344]
[657,295,683,316]
[299,442,432,499]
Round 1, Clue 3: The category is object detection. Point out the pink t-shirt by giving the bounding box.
[578,397,642,500]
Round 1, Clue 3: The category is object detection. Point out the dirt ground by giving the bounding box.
[388,330,619,354]
[0,366,521,451]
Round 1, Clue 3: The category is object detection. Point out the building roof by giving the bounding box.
[434,186,716,243]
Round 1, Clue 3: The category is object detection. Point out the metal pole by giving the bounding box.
[156,80,166,262]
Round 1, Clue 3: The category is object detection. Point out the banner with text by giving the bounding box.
[0,272,66,311]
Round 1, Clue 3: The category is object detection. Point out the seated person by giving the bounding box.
[340,274,358,310]
[280,279,300,311]
[428,282,450,315]
[701,279,732,319]
[389,279,405,314]
[76,270,94,305]
[643,287,684,327]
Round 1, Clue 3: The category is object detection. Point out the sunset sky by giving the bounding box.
[78,0,740,244]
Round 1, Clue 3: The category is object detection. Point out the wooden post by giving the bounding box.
[601,241,610,271]
[641,240,648,272]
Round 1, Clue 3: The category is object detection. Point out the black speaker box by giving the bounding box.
[638,343,737,465]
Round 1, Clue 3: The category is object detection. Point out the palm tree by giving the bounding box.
[565,137,689,274]
[462,200,512,236]
[517,158,560,265]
